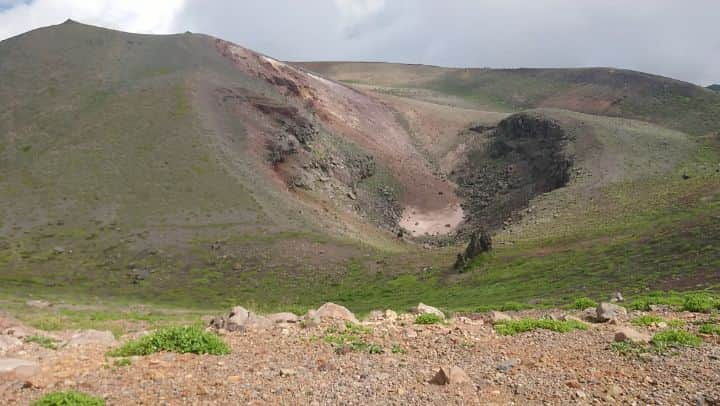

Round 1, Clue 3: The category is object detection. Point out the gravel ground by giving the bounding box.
[1,308,719,405]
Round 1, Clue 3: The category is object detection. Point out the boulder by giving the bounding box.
[315,303,359,324]
[596,302,627,322]
[430,365,472,385]
[66,330,117,347]
[303,310,321,328]
[226,306,251,332]
[267,312,299,324]
[367,310,384,321]
[383,310,398,321]
[489,311,513,324]
[0,335,22,353]
[414,303,445,319]
[0,358,40,380]
[244,313,272,331]
[614,327,651,344]
[610,292,624,303]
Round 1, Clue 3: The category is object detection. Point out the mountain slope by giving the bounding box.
[0,22,718,310]
[296,62,720,136]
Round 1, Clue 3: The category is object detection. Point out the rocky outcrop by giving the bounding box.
[453,112,574,233]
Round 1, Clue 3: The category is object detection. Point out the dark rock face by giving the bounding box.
[454,229,492,270]
[453,112,574,232]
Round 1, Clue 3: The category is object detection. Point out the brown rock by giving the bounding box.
[315,302,359,324]
[430,365,472,385]
[614,327,651,344]
[489,311,512,324]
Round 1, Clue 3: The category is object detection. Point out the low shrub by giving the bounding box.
[108,326,229,357]
[415,313,443,325]
[651,330,702,349]
[698,324,720,335]
[494,318,587,336]
[569,297,597,310]
[631,315,664,327]
[32,391,105,406]
[25,335,59,350]
[682,294,717,313]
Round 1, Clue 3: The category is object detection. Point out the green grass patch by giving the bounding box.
[391,344,406,354]
[682,293,719,313]
[494,318,587,336]
[32,391,105,406]
[651,330,702,349]
[25,335,59,350]
[568,297,598,310]
[107,326,229,357]
[321,322,382,354]
[699,323,720,335]
[631,315,664,327]
[113,357,132,367]
[414,313,443,325]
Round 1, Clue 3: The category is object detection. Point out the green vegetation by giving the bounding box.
[699,324,720,335]
[32,391,105,406]
[651,330,702,349]
[108,326,229,357]
[113,358,132,367]
[569,297,598,310]
[414,313,443,325]
[682,293,719,313]
[631,315,664,327]
[25,335,59,350]
[391,344,406,354]
[321,322,383,354]
[494,318,587,336]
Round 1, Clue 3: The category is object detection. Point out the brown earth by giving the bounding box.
[2,307,719,405]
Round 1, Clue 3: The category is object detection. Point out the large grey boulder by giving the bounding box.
[596,302,627,322]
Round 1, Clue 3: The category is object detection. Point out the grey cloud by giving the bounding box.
[172,0,720,85]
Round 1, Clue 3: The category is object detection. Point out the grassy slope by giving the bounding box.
[0,26,718,315]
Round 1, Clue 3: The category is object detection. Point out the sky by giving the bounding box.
[0,0,718,85]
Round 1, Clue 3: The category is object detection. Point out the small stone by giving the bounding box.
[280,368,297,377]
[25,300,50,308]
[496,359,517,373]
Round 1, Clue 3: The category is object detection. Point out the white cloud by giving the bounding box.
[0,0,186,40]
